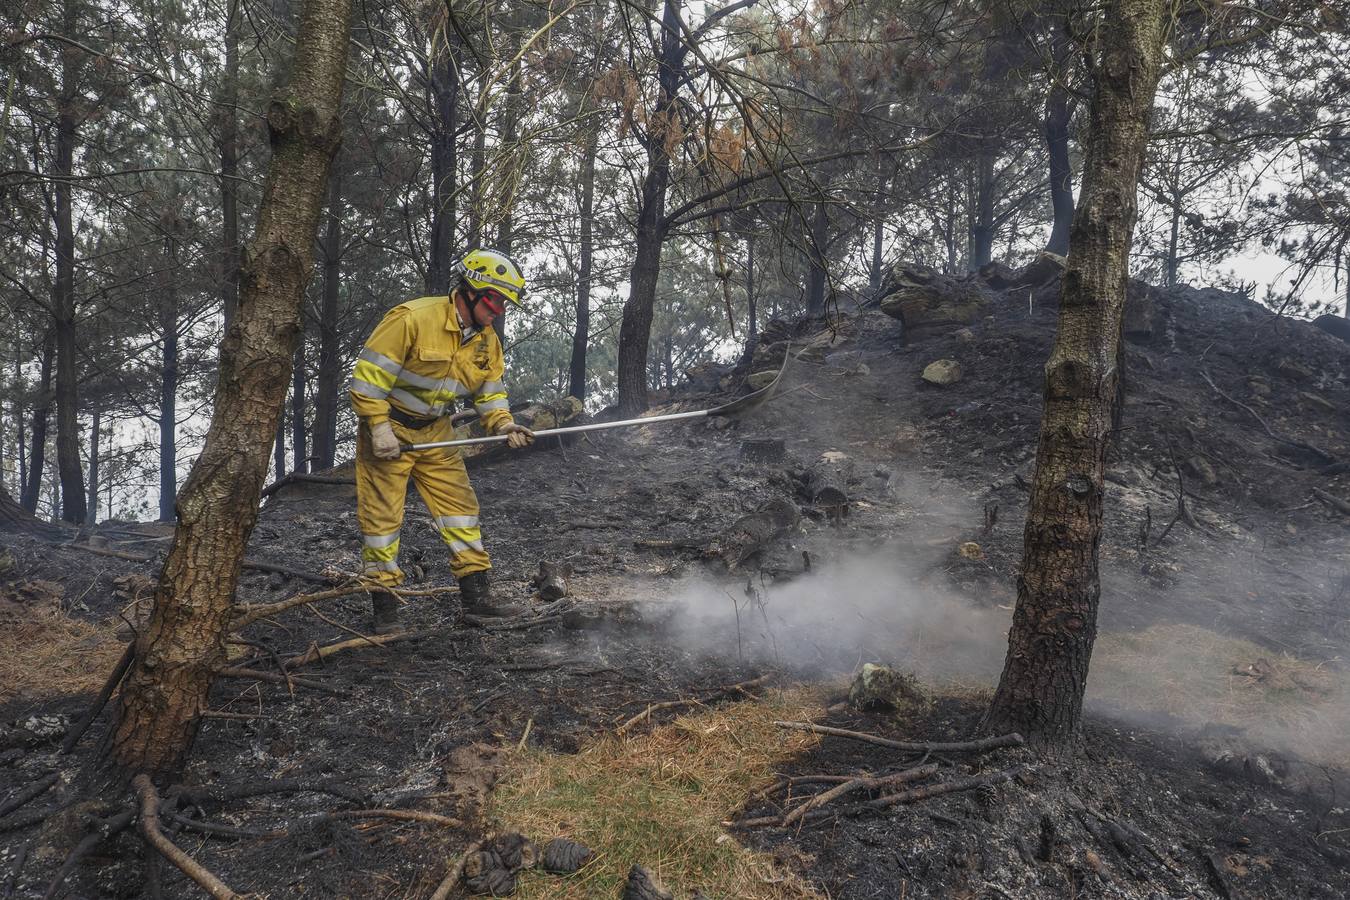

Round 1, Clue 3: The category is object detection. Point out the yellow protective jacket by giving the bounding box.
[348,295,514,434]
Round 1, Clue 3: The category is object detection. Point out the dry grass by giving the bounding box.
[0,608,125,705]
[488,686,828,899]
[1091,623,1349,768]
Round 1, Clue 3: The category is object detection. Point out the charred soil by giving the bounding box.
[1,270,1348,898]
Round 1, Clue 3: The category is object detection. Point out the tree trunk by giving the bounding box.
[159,239,180,523]
[53,20,86,525]
[746,233,756,340]
[616,0,683,416]
[291,343,307,473]
[805,200,828,316]
[274,412,286,479]
[86,406,99,524]
[491,51,523,337]
[1044,76,1075,256]
[21,330,53,513]
[569,123,597,402]
[982,0,1168,753]
[107,0,353,781]
[968,145,995,271]
[313,172,342,469]
[426,50,459,294]
[221,0,241,330]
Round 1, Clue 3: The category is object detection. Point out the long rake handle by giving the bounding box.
[401,408,712,452]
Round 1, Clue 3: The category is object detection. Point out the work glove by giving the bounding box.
[497,422,535,449]
[370,420,402,460]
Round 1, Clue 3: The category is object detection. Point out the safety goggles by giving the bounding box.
[476,288,508,316]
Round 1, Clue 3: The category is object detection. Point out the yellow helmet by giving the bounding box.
[455,248,526,306]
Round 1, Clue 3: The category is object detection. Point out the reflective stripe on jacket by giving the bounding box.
[348,295,515,434]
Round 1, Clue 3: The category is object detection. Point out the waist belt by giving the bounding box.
[387,407,442,429]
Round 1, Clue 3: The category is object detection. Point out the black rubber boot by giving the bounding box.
[371,590,402,635]
[458,571,528,618]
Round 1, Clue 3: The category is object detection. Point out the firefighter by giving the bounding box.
[349,248,535,633]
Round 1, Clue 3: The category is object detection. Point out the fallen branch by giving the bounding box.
[0,773,59,819]
[178,778,364,807]
[736,766,1024,828]
[429,841,482,900]
[322,809,460,827]
[64,542,332,584]
[135,775,240,899]
[618,674,774,736]
[282,630,423,668]
[864,766,1023,810]
[1200,369,1336,465]
[231,583,453,631]
[260,472,355,500]
[216,666,348,697]
[163,810,283,840]
[782,763,939,826]
[0,805,63,834]
[1312,487,1350,517]
[772,722,1024,753]
[61,641,135,754]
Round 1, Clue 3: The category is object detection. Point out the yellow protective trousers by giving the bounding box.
[355,416,491,586]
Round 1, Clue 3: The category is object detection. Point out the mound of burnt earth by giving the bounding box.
[734,697,1350,899]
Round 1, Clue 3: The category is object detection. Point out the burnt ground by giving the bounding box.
[1,271,1348,898]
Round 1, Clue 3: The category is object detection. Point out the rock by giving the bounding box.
[1276,358,1314,381]
[978,260,1018,289]
[957,542,984,560]
[745,369,778,391]
[878,265,992,335]
[848,663,929,714]
[1312,313,1350,342]
[921,359,963,385]
[1010,251,1067,288]
[540,837,593,874]
[622,865,674,900]
[19,714,69,740]
[1186,456,1218,486]
[1299,391,1335,413]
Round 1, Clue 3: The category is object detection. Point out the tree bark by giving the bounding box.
[968,144,995,270]
[159,237,180,523]
[21,330,53,514]
[983,0,1168,752]
[53,5,86,525]
[312,172,342,469]
[569,123,597,401]
[426,49,459,294]
[746,233,756,340]
[805,200,828,316]
[291,343,307,473]
[107,0,353,780]
[86,406,99,524]
[221,0,241,330]
[1044,30,1075,257]
[616,0,685,415]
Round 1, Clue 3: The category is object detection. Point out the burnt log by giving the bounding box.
[532,560,571,601]
[711,497,801,570]
[806,451,853,511]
